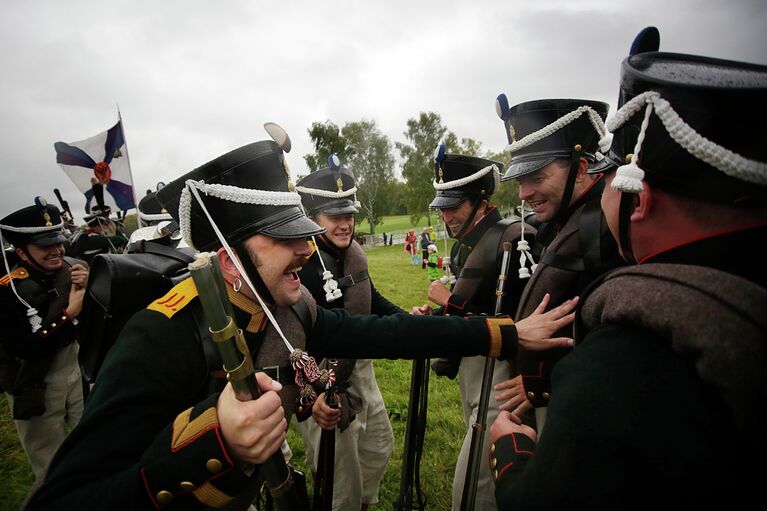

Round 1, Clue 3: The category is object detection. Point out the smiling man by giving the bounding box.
[491,96,625,436]
[295,156,402,511]
[27,128,577,510]
[0,199,88,483]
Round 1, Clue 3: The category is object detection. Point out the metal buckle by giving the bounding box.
[347,273,355,286]
[260,365,280,382]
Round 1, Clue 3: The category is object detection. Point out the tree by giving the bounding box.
[303,121,354,172]
[396,112,455,225]
[342,119,395,235]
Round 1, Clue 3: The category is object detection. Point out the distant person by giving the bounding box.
[0,198,87,482]
[425,244,440,282]
[68,206,128,264]
[404,228,418,265]
[419,227,430,269]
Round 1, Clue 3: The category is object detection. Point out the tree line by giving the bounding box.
[302,113,521,234]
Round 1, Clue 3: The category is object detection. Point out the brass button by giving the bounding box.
[206,458,223,474]
[490,443,496,454]
[542,392,551,401]
[527,391,535,400]
[61,315,67,321]
[51,323,57,328]
[156,490,173,505]
[42,330,48,335]
[491,457,497,469]
[574,144,582,152]
[179,481,195,491]
[494,469,499,480]
[625,153,633,163]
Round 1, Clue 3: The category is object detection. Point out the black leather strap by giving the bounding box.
[336,270,369,289]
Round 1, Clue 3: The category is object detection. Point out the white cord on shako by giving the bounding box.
[181,179,302,354]
[516,200,538,279]
[0,221,64,332]
[293,184,363,303]
[506,105,613,158]
[607,91,767,193]
[433,163,501,193]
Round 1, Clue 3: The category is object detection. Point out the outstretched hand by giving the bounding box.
[514,294,578,351]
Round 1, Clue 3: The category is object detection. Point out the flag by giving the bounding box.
[54,120,136,213]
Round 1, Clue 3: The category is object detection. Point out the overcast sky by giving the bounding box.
[1,0,765,222]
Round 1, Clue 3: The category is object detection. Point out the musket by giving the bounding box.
[394,357,430,511]
[460,241,514,511]
[53,188,73,221]
[313,358,338,511]
[188,253,308,511]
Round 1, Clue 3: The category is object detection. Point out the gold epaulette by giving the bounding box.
[0,267,30,287]
[146,277,198,319]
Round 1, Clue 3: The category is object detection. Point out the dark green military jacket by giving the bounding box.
[492,226,767,509]
[29,277,516,510]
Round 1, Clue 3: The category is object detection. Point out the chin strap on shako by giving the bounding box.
[183,179,331,407]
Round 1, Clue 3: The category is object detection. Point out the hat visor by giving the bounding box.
[314,199,359,216]
[259,212,326,240]
[588,152,623,175]
[501,156,558,181]
[29,231,67,247]
[429,192,468,210]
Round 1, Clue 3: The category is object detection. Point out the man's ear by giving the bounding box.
[15,247,29,264]
[630,181,653,223]
[216,247,240,283]
[574,157,590,183]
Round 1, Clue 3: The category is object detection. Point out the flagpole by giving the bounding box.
[116,104,139,219]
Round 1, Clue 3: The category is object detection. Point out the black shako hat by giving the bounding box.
[429,143,503,209]
[138,191,173,225]
[157,124,324,251]
[296,154,359,216]
[495,96,610,181]
[589,27,767,205]
[0,197,67,247]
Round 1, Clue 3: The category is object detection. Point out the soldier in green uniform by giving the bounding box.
[413,145,541,511]
[68,206,129,264]
[28,125,576,510]
[294,155,401,511]
[490,27,767,508]
[0,198,88,482]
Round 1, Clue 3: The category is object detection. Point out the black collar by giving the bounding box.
[459,206,503,246]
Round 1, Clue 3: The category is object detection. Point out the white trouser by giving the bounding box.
[296,360,394,510]
[451,356,511,511]
[7,343,84,480]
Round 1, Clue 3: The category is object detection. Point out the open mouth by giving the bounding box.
[528,200,546,210]
[283,265,303,281]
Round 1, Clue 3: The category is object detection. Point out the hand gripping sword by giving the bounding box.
[189,254,308,511]
[460,241,514,511]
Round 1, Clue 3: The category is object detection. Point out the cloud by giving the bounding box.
[1,0,765,221]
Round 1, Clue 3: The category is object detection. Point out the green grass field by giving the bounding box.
[1,243,467,510]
